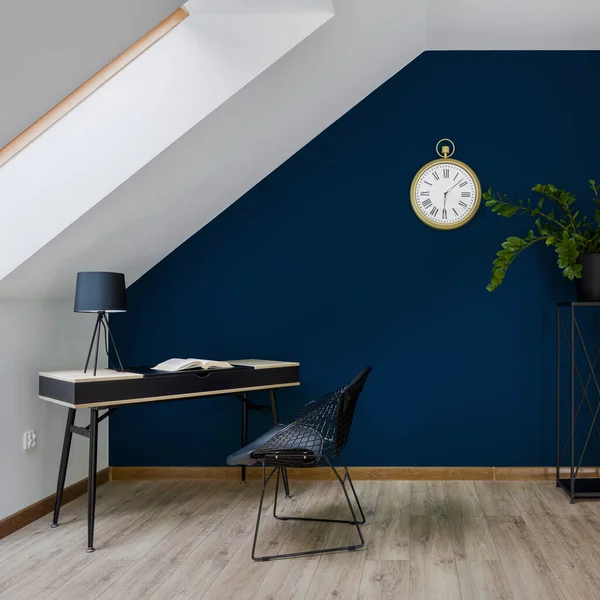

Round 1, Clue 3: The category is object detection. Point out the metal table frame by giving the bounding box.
[556,302,600,502]
[51,389,290,552]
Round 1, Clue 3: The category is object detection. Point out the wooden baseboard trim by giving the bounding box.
[110,466,600,482]
[493,467,600,480]
[0,468,109,541]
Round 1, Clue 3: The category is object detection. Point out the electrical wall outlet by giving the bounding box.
[23,430,37,450]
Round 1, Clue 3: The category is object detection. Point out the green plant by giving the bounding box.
[485,181,600,291]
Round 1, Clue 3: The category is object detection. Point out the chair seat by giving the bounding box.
[226,423,324,467]
[227,425,285,466]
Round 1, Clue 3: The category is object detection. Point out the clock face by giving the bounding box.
[410,159,481,230]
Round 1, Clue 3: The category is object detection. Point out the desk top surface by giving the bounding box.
[39,359,300,408]
[40,359,300,383]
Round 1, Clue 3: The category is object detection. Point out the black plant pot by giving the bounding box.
[575,253,600,302]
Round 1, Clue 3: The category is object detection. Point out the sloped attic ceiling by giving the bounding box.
[0,0,182,148]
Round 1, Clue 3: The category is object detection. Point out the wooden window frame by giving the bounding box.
[0,6,189,168]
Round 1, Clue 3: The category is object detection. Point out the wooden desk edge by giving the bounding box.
[39,371,143,383]
[39,361,300,383]
[39,381,300,409]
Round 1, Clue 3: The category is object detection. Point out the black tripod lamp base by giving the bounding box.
[83,312,124,375]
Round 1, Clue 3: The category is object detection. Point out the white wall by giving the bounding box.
[0,300,107,520]
[427,0,600,49]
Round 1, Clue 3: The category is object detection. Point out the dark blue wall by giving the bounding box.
[110,51,600,467]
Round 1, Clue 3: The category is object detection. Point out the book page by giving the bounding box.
[152,358,233,371]
[152,358,197,371]
[197,359,233,369]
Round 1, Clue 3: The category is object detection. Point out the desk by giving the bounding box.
[39,359,300,552]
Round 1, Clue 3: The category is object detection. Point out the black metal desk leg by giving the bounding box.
[51,408,76,528]
[570,306,576,504]
[87,408,99,552]
[241,394,248,484]
[269,389,291,499]
[556,305,561,487]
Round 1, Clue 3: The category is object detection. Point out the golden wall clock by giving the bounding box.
[410,139,481,230]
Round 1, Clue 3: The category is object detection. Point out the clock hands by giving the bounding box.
[444,179,463,196]
[440,177,467,220]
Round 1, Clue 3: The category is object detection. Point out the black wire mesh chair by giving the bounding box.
[227,367,372,561]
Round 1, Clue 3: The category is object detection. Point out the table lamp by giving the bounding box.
[74,272,127,375]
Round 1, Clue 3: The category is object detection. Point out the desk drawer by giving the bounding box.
[40,365,300,407]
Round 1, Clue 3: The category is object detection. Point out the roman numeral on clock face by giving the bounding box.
[442,208,447,220]
[461,192,470,197]
[432,172,440,181]
[443,168,449,178]
[459,180,468,188]
[459,200,468,208]
[430,206,439,217]
[452,208,458,216]
[420,191,430,196]
[422,199,432,208]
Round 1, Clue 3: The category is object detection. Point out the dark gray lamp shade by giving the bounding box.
[74,272,127,313]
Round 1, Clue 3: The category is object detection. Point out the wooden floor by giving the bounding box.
[1,479,600,600]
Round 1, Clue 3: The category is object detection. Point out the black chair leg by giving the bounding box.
[339,454,366,524]
[252,462,278,561]
[253,459,364,561]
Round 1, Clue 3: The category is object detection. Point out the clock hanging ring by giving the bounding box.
[410,139,481,231]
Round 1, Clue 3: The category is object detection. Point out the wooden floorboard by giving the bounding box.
[0,479,598,600]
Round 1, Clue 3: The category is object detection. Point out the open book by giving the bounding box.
[152,358,233,372]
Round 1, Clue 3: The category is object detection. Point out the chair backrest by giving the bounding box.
[333,366,372,455]
[251,367,372,465]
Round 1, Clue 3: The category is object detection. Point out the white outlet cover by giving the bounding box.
[23,430,37,450]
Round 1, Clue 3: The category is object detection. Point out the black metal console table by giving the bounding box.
[557,302,600,502]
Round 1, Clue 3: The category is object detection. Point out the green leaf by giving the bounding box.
[534,218,548,235]
[499,205,520,217]
[483,181,595,292]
